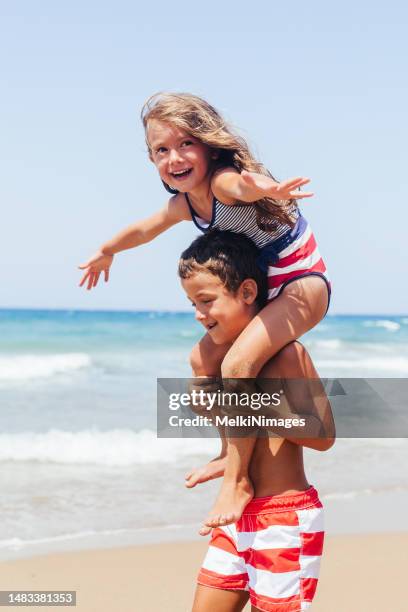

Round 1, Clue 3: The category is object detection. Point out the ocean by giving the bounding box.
[1,309,408,559]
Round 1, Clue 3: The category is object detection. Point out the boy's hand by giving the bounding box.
[78,251,114,290]
[240,171,314,201]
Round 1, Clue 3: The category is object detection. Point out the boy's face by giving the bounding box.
[181,269,257,345]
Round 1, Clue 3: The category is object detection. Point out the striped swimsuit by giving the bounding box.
[198,487,324,611]
[185,195,331,306]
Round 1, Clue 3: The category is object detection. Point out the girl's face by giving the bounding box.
[147,119,214,193]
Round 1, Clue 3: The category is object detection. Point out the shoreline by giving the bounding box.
[2,487,407,562]
[3,307,407,316]
[1,533,407,611]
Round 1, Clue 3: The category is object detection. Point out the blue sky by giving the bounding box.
[1,1,407,313]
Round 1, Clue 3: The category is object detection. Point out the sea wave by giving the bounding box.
[363,320,400,332]
[0,523,199,552]
[312,339,343,350]
[0,429,217,466]
[0,531,103,551]
[315,356,408,374]
[179,329,198,338]
[0,353,91,382]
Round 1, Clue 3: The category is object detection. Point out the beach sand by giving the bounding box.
[0,533,407,611]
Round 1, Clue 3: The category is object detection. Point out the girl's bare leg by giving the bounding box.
[185,334,230,488]
[201,276,329,534]
[185,456,227,488]
[192,584,249,612]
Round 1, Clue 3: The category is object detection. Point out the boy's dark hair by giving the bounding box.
[178,230,268,308]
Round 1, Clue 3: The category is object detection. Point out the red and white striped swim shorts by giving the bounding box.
[197,486,324,612]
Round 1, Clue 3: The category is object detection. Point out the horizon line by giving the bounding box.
[0,307,407,318]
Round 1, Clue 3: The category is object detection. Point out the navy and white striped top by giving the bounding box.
[185,195,299,249]
[184,194,329,302]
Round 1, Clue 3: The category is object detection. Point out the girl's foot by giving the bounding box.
[185,456,226,488]
[199,476,254,536]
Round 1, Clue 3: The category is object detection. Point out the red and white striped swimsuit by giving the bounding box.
[186,195,331,306]
[198,487,325,611]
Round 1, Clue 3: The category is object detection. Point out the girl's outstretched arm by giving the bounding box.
[99,193,189,254]
[78,193,189,290]
[211,167,314,204]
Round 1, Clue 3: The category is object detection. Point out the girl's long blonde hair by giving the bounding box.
[141,92,297,229]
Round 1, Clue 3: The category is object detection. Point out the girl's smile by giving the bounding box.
[147,119,213,195]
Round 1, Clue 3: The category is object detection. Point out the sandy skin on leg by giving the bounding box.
[186,335,255,524]
[200,276,329,535]
[192,584,249,612]
[185,336,230,488]
[185,455,227,488]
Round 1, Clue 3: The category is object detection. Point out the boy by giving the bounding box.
[178,230,335,612]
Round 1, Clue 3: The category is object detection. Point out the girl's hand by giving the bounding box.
[241,171,314,200]
[78,251,114,290]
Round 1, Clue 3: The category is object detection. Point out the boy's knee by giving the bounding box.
[190,336,228,376]
[189,343,203,374]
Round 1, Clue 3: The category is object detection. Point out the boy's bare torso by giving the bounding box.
[248,346,326,498]
[249,437,308,497]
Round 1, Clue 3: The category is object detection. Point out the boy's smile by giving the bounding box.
[147,120,213,194]
[181,270,258,345]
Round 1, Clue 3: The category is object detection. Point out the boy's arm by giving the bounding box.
[211,167,313,205]
[257,343,336,451]
[187,375,227,458]
[278,381,336,452]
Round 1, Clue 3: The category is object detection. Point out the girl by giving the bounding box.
[78,92,331,535]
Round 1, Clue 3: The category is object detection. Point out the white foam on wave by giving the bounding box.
[0,531,101,551]
[0,523,200,555]
[313,339,343,350]
[0,353,91,382]
[313,324,329,333]
[0,429,217,466]
[321,489,370,500]
[315,356,408,374]
[179,330,197,338]
[363,320,400,332]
